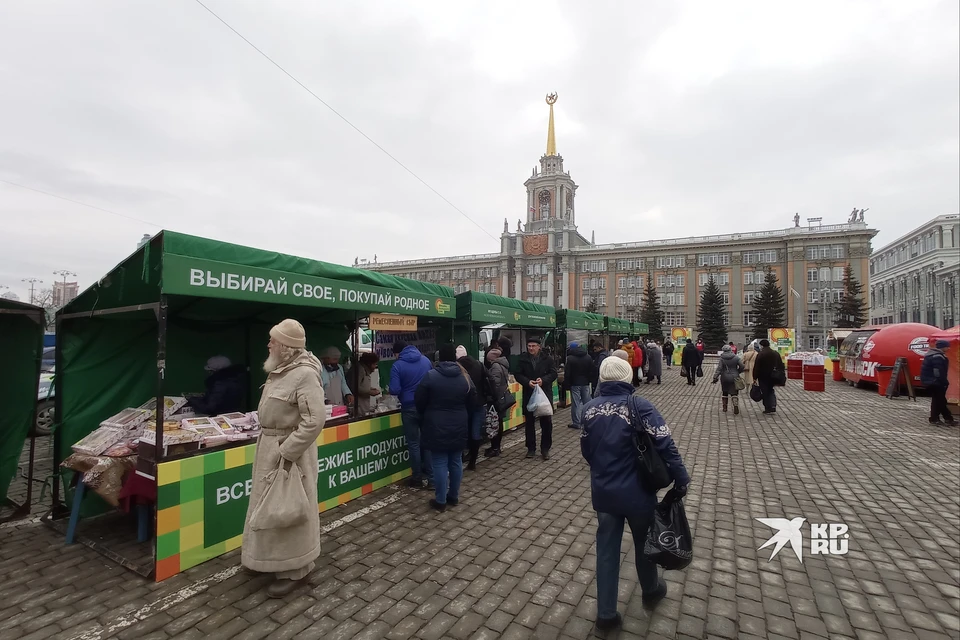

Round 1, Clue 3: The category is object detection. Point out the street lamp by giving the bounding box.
[53,270,77,307]
[21,278,42,305]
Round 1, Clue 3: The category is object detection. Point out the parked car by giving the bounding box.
[41,346,55,372]
[35,369,55,436]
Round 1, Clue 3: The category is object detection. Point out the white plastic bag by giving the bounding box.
[526,385,554,418]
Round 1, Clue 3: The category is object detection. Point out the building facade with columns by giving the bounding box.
[868,214,959,329]
[364,97,879,348]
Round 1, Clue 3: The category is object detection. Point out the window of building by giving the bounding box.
[618,277,626,289]
[807,268,818,282]
[597,295,606,307]
[833,266,845,281]
[808,335,823,349]
[820,267,831,282]
[743,249,777,264]
[806,245,846,260]
[664,311,686,326]
[743,311,758,326]
[719,292,730,305]
[556,280,562,291]
[698,253,731,267]
[616,258,645,271]
[722,312,730,326]
[661,292,685,306]
[627,294,636,306]
[808,290,819,304]
[526,281,533,292]
[808,310,820,326]
[744,291,756,305]
[655,256,685,268]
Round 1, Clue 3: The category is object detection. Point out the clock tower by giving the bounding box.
[522,93,579,234]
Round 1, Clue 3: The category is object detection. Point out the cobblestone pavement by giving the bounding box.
[1,367,959,640]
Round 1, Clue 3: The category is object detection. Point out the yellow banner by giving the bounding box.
[369,313,418,332]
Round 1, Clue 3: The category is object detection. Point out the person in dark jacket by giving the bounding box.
[644,341,662,384]
[921,340,955,425]
[496,335,513,360]
[590,343,609,395]
[680,340,701,385]
[565,342,596,430]
[484,347,511,457]
[389,341,434,488]
[712,344,745,414]
[581,356,690,631]
[456,345,488,469]
[187,356,248,416]
[662,339,675,369]
[753,339,785,414]
[513,337,558,460]
[415,344,476,511]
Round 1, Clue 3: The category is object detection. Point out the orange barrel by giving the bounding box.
[831,359,844,382]
[803,363,825,392]
[788,358,804,380]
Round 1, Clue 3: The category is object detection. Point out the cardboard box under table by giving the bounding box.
[52,230,455,580]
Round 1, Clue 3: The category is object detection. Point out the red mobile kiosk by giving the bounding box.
[842,323,940,394]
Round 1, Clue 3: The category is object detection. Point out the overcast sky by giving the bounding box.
[1,0,957,302]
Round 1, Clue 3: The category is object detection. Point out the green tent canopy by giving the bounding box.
[0,298,44,508]
[455,291,556,328]
[557,309,605,332]
[632,321,651,336]
[55,231,456,489]
[605,316,631,335]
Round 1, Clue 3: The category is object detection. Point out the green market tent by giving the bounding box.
[0,298,44,514]
[54,231,455,509]
[557,309,605,332]
[452,291,556,360]
[632,321,651,337]
[606,316,631,335]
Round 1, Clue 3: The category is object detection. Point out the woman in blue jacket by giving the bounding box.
[580,356,690,631]
[415,344,476,511]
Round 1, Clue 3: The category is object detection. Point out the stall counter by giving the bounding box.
[153,382,562,581]
[154,410,409,581]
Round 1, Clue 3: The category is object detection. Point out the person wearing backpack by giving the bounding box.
[580,356,690,632]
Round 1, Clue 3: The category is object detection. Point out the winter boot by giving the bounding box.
[732,396,740,415]
[722,397,728,412]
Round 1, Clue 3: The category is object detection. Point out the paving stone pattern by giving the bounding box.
[1,367,958,639]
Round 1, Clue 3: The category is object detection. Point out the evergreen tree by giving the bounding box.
[697,277,728,350]
[640,272,664,339]
[835,265,868,328]
[583,298,600,314]
[753,269,786,339]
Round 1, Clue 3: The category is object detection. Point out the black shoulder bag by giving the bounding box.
[627,396,672,492]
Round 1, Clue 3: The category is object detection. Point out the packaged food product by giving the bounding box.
[100,408,153,431]
[72,426,126,456]
[138,396,189,419]
[180,417,218,430]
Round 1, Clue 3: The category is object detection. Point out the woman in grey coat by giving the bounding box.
[644,341,663,384]
[484,347,511,457]
[712,344,745,414]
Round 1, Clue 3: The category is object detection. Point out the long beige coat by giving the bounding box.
[742,349,758,386]
[242,351,325,573]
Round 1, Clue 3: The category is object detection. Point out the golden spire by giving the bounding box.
[545,92,558,156]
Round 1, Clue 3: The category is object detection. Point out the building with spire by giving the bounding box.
[363,94,879,349]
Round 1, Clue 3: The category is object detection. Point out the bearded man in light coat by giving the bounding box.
[242,318,325,598]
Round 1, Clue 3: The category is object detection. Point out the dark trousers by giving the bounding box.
[490,412,505,450]
[596,511,659,620]
[685,368,696,385]
[930,386,954,422]
[632,366,641,386]
[524,412,553,453]
[758,379,777,412]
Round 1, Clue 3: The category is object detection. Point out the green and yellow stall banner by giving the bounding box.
[154,381,560,581]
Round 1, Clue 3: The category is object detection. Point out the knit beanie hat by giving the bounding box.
[600,356,634,383]
[270,319,306,349]
[205,355,232,372]
[438,344,458,362]
[936,339,950,348]
[611,349,630,361]
[486,348,502,362]
[456,345,468,360]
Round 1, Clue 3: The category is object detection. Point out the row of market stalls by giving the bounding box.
[5,231,659,580]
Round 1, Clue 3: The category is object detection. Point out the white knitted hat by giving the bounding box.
[269,319,306,349]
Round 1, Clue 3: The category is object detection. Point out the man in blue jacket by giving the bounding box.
[580,356,690,632]
[390,341,434,487]
[921,339,955,425]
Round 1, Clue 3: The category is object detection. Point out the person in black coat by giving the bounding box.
[513,337,558,460]
[456,345,488,470]
[565,342,596,430]
[187,357,248,415]
[680,341,701,386]
[415,344,476,511]
[662,340,675,369]
[753,339,785,414]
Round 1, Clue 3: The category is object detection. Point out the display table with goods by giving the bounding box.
[52,230,454,580]
[0,298,45,522]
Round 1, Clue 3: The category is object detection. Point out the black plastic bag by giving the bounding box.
[749,383,763,402]
[643,496,693,570]
[696,365,704,378]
